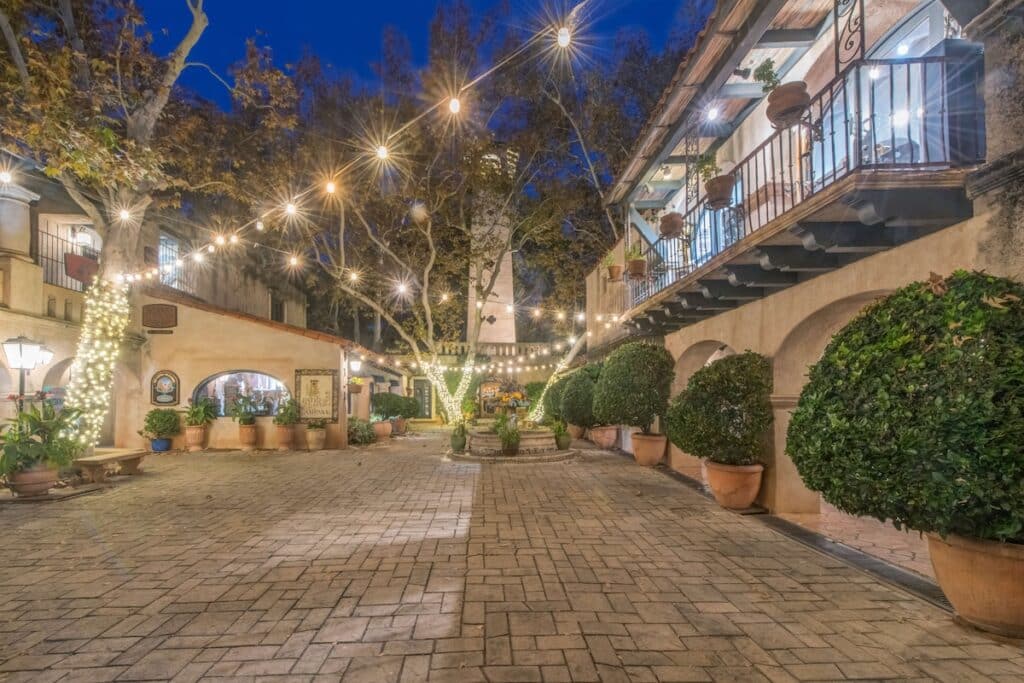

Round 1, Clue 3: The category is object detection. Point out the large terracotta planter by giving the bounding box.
[8,464,58,497]
[238,424,258,452]
[306,428,327,451]
[372,420,392,441]
[632,433,666,467]
[766,81,810,130]
[276,424,294,451]
[704,174,735,210]
[627,258,647,280]
[185,425,206,452]
[567,424,585,439]
[606,264,624,282]
[659,212,685,238]
[393,417,408,436]
[589,425,618,449]
[704,461,763,510]
[927,533,1024,637]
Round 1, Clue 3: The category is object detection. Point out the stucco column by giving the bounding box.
[0,183,39,256]
[757,395,820,513]
[0,183,44,314]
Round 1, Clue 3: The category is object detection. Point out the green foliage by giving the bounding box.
[184,398,217,427]
[666,352,772,465]
[543,375,571,422]
[371,392,404,419]
[624,243,644,260]
[788,271,1024,543]
[347,418,376,445]
[525,381,547,405]
[142,409,181,439]
[306,419,327,430]
[695,153,721,182]
[550,420,567,438]
[602,252,617,267]
[273,398,300,426]
[753,58,780,92]
[399,396,420,419]
[494,415,521,451]
[593,342,675,433]
[230,396,257,426]
[560,372,596,428]
[1,403,82,476]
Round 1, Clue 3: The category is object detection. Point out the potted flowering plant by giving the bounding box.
[625,244,647,280]
[348,376,364,394]
[696,153,734,210]
[0,403,81,497]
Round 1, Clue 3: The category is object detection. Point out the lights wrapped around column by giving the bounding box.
[66,279,130,446]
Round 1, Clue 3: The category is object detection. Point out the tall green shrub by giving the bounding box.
[371,392,404,419]
[593,342,674,433]
[543,375,571,423]
[560,372,596,428]
[787,271,1024,543]
[666,352,772,465]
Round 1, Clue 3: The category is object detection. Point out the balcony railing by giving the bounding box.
[630,54,985,307]
[38,228,99,292]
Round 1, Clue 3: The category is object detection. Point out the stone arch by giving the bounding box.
[672,340,737,395]
[42,357,74,389]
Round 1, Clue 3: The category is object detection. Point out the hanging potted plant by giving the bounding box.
[625,244,647,280]
[659,211,685,239]
[697,154,734,210]
[594,342,675,466]
[229,395,258,452]
[184,397,216,452]
[755,58,810,130]
[603,252,623,282]
[0,403,81,498]
[667,352,772,508]
[450,422,467,453]
[140,408,180,452]
[273,398,299,451]
[348,376,364,394]
[788,271,1024,637]
[306,419,327,451]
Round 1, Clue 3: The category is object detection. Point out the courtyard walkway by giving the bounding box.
[1,435,1022,682]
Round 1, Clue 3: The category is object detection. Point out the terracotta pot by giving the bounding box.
[349,383,363,394]
[393,417,408,435]
[306,428,327,451]
[589,425,618,449]
[276,424,294,451]
[567,424,584,439]
[704,461,763,510]
[372,420,392,441]
[704,174,735,210]
[927,533,1024,637]
[766,81,810,130]
[632,433,666,467]
[185,425,206,452]
[627,258,647,280]
[238,423,258,451]
[659,212,685,238]
[606,264,624,282]
[8,464,58,498]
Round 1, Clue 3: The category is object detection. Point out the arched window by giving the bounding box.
[193,370,290,418]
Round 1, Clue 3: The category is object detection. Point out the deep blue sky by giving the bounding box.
[141,0,688,99]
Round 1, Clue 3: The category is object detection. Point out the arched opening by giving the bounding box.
[672,340,736,395]
[193,370,290,417]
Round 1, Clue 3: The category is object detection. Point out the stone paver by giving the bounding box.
[0,434,1022,682]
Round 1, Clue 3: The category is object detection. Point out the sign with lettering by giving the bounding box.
[142,304,178,329]
[295,369,339,423]
[151,370,179,405]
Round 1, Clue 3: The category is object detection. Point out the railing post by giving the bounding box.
[833,0,865,77]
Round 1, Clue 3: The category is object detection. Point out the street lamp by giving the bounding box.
[3,336,44,411]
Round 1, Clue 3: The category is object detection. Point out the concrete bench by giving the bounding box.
[76,449,147,483]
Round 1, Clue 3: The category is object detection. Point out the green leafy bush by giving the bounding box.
[525,381,546,405]
[1,403,82,476]
[273,398,300,426]
[399,396,420,419]
[184,397,216,426]
[142,409,181,439]
[347,417,375,445]
[788,271,1024,543]
[229,396,256,426]
[666,352,772,465]
[371,392,404,419]
[593,342,675,433]
[494,414,520,452]
[542,375,571,423]
[306,419,327,430]
[560,371,596,428]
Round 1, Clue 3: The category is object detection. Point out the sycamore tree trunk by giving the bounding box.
[528,335,587,423]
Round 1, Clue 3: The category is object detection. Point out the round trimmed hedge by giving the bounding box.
[543,374,571,423]
[787,271,1024,543]
[666,352,772,465]
[593,342,674,432]
[560,371,596,428]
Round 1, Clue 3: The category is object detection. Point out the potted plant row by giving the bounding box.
[667,351,773,510]
[184,397,216,452]
[273,398,300,451]
[140,408,181,452]
[754,58,810,130]
[0,403,82,498]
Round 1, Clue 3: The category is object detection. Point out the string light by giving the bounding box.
[557,27,571,48]
[576,312,585,321]
[285,202,297,216]
[288,255,300,267]
[349,271,360,282]
[448,97,461,114]
[118,209,131,222]
[0,171,11,184]
[193,252,204,263]
[214,234,226,246]
[256,220,265,231]
[376,145,389,160]
[325,180,337,194]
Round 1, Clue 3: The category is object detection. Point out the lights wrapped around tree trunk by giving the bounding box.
[66,279,130,446]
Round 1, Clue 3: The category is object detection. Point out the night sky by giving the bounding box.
[140,0,688,99]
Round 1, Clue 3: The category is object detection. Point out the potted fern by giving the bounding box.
[140,408,180,452]
[696,153,734,210]
[603,252,623,282]
[625,243,647,280]
[0,403,81,498]
[184,397,216,452]
[273,398,299,451]
[306,419,327,451]
[230,395,258,451]
[754,58,810,130]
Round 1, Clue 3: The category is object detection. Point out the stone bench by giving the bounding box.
[76,449,147,483]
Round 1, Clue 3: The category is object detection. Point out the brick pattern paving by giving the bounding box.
[1,436,1022,682]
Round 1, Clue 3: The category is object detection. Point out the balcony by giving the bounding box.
[625,51,984,331]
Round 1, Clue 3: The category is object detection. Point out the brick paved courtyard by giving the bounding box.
[1,435,1022,682]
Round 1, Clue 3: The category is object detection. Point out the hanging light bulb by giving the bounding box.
[0,171,12,184]
[285,202,297,216]
[326,180,337,194]
[376,145,389,160]
[256,220,265,231]
[557,26,571,48]
[118,209,131,222]
[449,97,461,114]
[193,252,204,263]
[214,234,226,246]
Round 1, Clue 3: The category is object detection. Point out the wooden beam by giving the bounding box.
[699,280,765,300]
[676,293,736,310]
[794,222,894,253]
[756,28,818,48]
[724,265,799,288]
[628,205,660,245]
[719,83,765,99]
[755,246,840,272]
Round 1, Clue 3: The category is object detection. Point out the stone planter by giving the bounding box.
[606,264,624,282]
[927,533,1024,637]
[185,425,206,452]
[588,425,618,449]
[238,424,258,452]
[567,424,584,439]
[276,424,294,451]
[372,420,392,441]
[632,433,666,467]
[392,417,408,436]
[704,461,763,510]
[8,464,58,498]
[627,258,647,280]
[306,428,327,451]
[704,174,735,210]
[766,81,810,130]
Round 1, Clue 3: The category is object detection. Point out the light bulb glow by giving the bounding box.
[193,252,204,262]
[557,26,571,48]
[0,171,12,184]
[448,97,461,114]
[118,209,131,222]
[229,234,239,244]
[397,283,408,294]
[214,234,226,246]
[575,312,585,321]
[706,107,720,122]
[285,202,297,216]
[326,181,337,194]
[256,220,265,231]
[376,145,389,160]
[289,255,299,266]
[349,271,360,282]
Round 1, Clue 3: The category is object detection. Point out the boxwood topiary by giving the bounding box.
[593,342,675,433]
[371,392,404,419]
[543,374,571,423]
[787,271,1024,543]
[666,352,772,465]
[560,371,596,428]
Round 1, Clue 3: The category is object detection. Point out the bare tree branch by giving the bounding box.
[0,8,29,88]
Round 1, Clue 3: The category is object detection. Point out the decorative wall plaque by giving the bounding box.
[142,303,178,329]
[295,369,339,423]
[151,370,180,405]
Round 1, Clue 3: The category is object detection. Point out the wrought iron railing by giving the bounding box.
[630,54,985,307]
[37,227,99,292]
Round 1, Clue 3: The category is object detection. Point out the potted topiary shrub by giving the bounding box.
[542,374,571,424]
[229,395,258,451]
[273,398,299,451]
[551,420,572,451]
[0,403,81,497]
[450,422,467,453]
[696,153,734,210]
[184,397,216,452]
[560,370,596,440]
[371,413,393,441]
[667,352,773,509]
[603,252,623,282]
[594,342,675,465]
[625,244,647,280]
[347,417,376,446]
[399,396,420,433]
[754,58,810,130]
[140,408,180,452]
[787,271,1024,637]
[306,419,327,451]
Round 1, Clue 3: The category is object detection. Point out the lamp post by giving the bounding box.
[3,336,46,412]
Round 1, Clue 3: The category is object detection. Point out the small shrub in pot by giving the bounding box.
[306,419,327,451]
[184,397,216,452]
[542,375,571,423]
[141,408,181,452]
[560,371,596,435]
[273,398,300,451]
